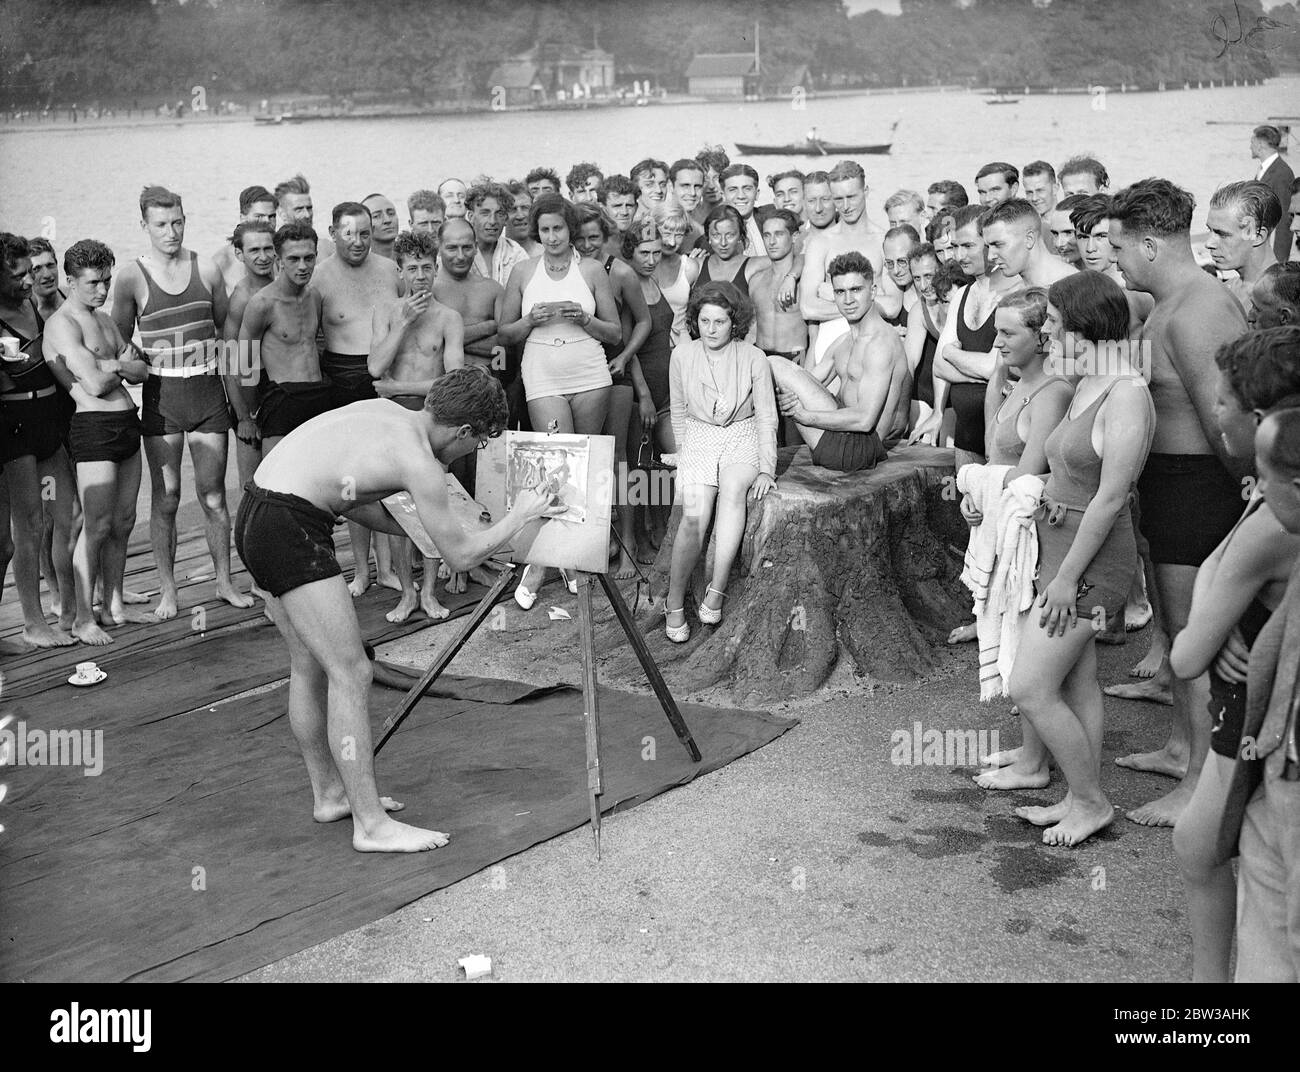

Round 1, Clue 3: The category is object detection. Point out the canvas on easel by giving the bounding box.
[477,431,614,574]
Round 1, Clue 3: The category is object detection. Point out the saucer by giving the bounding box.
[67,669,107,687]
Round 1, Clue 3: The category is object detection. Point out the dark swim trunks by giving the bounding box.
[810,428,887,473]
[234,481,342,597]
[949,381,986,456]
[1137,453,1244,567]
[388,394,426,412]
[68,409,142,465]
[766,349,805,362]
[320,351,376,403]
[0,390,67,463]
[256,380,341,439]
[141,373,231,436]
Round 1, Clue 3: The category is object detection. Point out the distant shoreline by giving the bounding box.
[2,79,1282,138]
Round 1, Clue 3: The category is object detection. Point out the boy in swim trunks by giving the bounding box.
[43,240,152,646]
[369,230,466,622]
[233,368,562,854]
[768,252,910,472]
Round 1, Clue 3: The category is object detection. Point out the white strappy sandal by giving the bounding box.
[665,607,690,643]
[698,586,726,625]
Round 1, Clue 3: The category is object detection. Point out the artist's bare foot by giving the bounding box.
[314,794,405,823]
[1044,799,1114,847]
[1104,678,1173,705]
[419,591,451,620]
[216,582,255,609]
[468,566,498,588]
[72,620,113,646]
[947,622,977,645]
[348,571,371,598]
[1016,794,1072,827]
[447,571,468,595]
[1126,781,1195,827]
[353,817,449,853]
[376,568,402,593]
[110,605,158,626]
[20,622,76,648]
[1115,747,1187,778]
[121,588,151,605]
[154,589,179,621]
[974,763,1050,790]
[385,590,419,623]
[613,555,638,580]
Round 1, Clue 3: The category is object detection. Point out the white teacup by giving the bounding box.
[0,336,21,360]
[74,661,100,682]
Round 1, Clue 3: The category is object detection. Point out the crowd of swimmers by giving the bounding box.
[1,124,1299,979]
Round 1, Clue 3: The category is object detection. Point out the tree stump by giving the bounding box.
[595,444,971,705]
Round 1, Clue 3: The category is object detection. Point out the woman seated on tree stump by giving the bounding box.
[663,281,778,643]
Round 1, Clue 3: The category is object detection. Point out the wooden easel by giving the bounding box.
[373,564,702,858]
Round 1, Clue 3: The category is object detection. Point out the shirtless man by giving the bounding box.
[312,201,402,596]
[407,190,446,235]
[974,162,1020,208]
[884,190,927,236]
[362,193,401,261]
[800,161,902,362]
[1107,178,1250,828]
[769,252,909,473]
[221,220,277,491]
[43,240,152,645]
[214,185,277,291]
[802,171,838,232]
[1047,194,1088,268]
[112,186,252,619]
[438,177,468,219]
[981,198,1077,289]
[752,211,809,364]
[1021,160,1059,237]
[1204,181,1282,318]
[370,230,466,623]
[926,179,969,219]
[275,174,315,227]
[238,223,333,457]
[600,176,640,238]
[566,162,604,203]
[435,219,505,377]
[1059,156,1109,197]
[233,368,563,854]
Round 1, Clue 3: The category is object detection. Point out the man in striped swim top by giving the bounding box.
[112,185,254,619]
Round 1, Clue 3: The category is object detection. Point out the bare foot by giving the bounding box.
[1114,747,1188,779]
[981,748,1021,768]
[314,794,405,823]
[154,591,179,621]
[72,620,113,646]
[121,588,152,605]
[468,566,499,588]
[1104,678,1173,705]
[1044,799,1115,847]
[110,605,158,625]
[1125,601,1153,631]
[348,571,371,598]
[58,608,76,633]
[46,595,65,620]
[635,545,657,566]
[376,569,403,593]
[419,591,451,620]
[613,555,638,580]
[974,764,1051,790]
[947,622,977,645]
[1016,794,1072,826]
[437,561,451,580]
[20,622,77,648]
[353,817,449,853]
[446,571,468,595]
[1126,781,1195,827]
[385,590,419,624]
[1127,647,1166,679]
[216,582,256,609]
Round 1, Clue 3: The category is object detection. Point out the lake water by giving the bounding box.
[1,78,1296,267]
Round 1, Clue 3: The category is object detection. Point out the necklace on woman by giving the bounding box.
[545,254,569,274]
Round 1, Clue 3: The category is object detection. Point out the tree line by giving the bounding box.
[1,0,1295,108]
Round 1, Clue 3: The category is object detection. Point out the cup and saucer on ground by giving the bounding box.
[68,661,108,687]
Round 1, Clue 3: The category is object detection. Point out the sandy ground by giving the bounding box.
[238,585,1195,984]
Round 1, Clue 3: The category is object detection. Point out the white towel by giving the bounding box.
[956,463,1013,700]
[989,474,1045,698]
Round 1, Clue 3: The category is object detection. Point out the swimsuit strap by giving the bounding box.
[919,300,939,339]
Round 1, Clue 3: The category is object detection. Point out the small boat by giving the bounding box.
[986,96,1021,105]
[253,113,307,125]
[736,123,897,157]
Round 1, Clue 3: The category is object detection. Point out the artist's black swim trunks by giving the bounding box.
[320,351,376,404]
[1137,452,1244,567]
[234,481,342,597]
[141,373,231,436]
[68,409,142,465]
[256,380,341,440]
[810,428,887,473]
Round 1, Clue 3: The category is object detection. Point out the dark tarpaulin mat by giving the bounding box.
[0,674,796,982]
